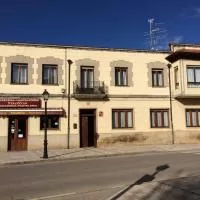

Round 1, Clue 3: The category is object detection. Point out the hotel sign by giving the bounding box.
[0,99,41,108]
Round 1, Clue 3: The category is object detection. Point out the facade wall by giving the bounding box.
[0,42,200,151]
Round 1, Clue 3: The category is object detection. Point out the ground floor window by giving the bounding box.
[40,115,59,130]
[112,109,133,128]
[186,109,200,127]
[150,109,169,128]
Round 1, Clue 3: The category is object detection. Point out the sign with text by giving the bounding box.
[0,99,41,108]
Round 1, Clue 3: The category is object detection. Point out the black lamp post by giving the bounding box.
[67,59,73,149]
[42,89,49,158]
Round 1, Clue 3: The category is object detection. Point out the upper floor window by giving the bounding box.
[81,66,94,88]
[115,67,128,86]
[11,63,28,84]
[152,69,164,87]
[112,109,133,128]
[150,109,169,128]
[187,66,200,88]
[174,67,179,89]
[186,109,200,127]
[42,64,58,85]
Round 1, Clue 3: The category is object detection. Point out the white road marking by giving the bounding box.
[28,192,76,200]
[111,184,124,189]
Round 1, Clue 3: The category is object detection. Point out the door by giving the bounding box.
[8,117,28,151]
[80,109,97,148]
[81,66,94,93]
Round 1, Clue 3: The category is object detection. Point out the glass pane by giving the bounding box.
[158,72,163,86]
[195,69,200,82]
[157,112,162,127]
[152,71,157,86]
[151,112,155,127]
[122,70,127,85]
[120,112,125,128]
[187,68,194,82]
[198,112,200,126]
[127,111,132,127]
[52,68,57,84]
[163,111,168,127]
[115,69,119,85]
[12,65,19,83]
[117,70,121,85]
[43,67,49,84]
[192,112,197,126]
[88,69,94,88]
[186,111,191,126]
[112,111,118,128]
[20,66,27,83]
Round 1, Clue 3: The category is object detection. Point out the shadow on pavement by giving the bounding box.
[48,149,83,158]
[142,175,200,200]
[110,164,170,200]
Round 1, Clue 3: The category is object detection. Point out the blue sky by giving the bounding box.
[0,0,200,50]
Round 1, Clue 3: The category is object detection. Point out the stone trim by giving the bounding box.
[110,60,133,86]
[36,57,64,85]
[75,58,100,85]
[0,57,3,84]
[5,55,34,84]
[147,61,168,87]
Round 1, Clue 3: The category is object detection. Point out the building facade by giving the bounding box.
[0,42,199,151]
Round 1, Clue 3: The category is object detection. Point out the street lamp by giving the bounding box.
[67,59,73,149]
[42,89,49,158]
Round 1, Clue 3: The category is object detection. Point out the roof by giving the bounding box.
[166,49,200,63]
[0,41,170,54]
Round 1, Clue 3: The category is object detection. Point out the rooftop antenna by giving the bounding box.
[145,18,167,50]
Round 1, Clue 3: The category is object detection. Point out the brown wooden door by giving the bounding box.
[8,117,28,151]
[80,109,97,148]
[81,116,88,147]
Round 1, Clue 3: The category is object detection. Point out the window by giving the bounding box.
[187,66,200,87]
[81,66,94,88]
[174,67,179,89]
[11,63,28,84]
[40,115,59,129]
[152,69,164,87]
[150,109,169,128]
[112,109,133,128]
[115,67,128,86]
[186,109,200,127]
[42,64,58,85]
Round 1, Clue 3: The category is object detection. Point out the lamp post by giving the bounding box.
[67,59,73,149]
[42,89,49,158]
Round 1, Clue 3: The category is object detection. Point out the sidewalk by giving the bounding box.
[1,143,200,166]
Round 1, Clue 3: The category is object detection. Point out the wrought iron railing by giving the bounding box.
[73,81,106,95]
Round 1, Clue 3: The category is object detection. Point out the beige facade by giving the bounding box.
[0,42,200,151]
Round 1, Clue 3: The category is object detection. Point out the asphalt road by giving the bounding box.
[1,151,200,200]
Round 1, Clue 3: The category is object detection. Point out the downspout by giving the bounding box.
[167,63,175,144]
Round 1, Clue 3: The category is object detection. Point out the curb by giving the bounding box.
[0,150,161,167]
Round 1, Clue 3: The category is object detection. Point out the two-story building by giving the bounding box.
[0,42,200,151]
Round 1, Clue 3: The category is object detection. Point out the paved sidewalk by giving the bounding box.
[1,144,200,166]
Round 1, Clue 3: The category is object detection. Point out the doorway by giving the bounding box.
[80,109,97,148]
[8,116,28,151]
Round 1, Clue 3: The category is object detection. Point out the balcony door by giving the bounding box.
[81,66,94,89]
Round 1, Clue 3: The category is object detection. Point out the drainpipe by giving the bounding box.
[67,59,73,149]
[167,63,175,144]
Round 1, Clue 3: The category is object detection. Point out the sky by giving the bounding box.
[0,0,200,50]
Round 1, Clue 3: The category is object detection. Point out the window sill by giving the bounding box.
[112,127,133,129]
[10,83,29,85]
[114,85,129,87]
[42,84,59,86]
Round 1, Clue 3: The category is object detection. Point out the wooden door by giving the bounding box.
[81,116,88,147]
[8,117,28,151]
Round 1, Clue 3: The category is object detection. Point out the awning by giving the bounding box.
[0,108,65,116]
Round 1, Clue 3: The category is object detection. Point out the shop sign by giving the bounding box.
[0,99,41,108]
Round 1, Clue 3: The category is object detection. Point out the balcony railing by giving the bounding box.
[73,81,107,100]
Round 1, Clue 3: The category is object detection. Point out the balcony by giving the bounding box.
[72,81,108,100]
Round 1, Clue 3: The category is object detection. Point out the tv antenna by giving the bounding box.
[145,18,167,50]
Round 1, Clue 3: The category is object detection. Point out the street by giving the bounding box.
[1,151,200,200]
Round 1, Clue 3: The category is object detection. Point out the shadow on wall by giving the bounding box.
[110,164,170,200]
